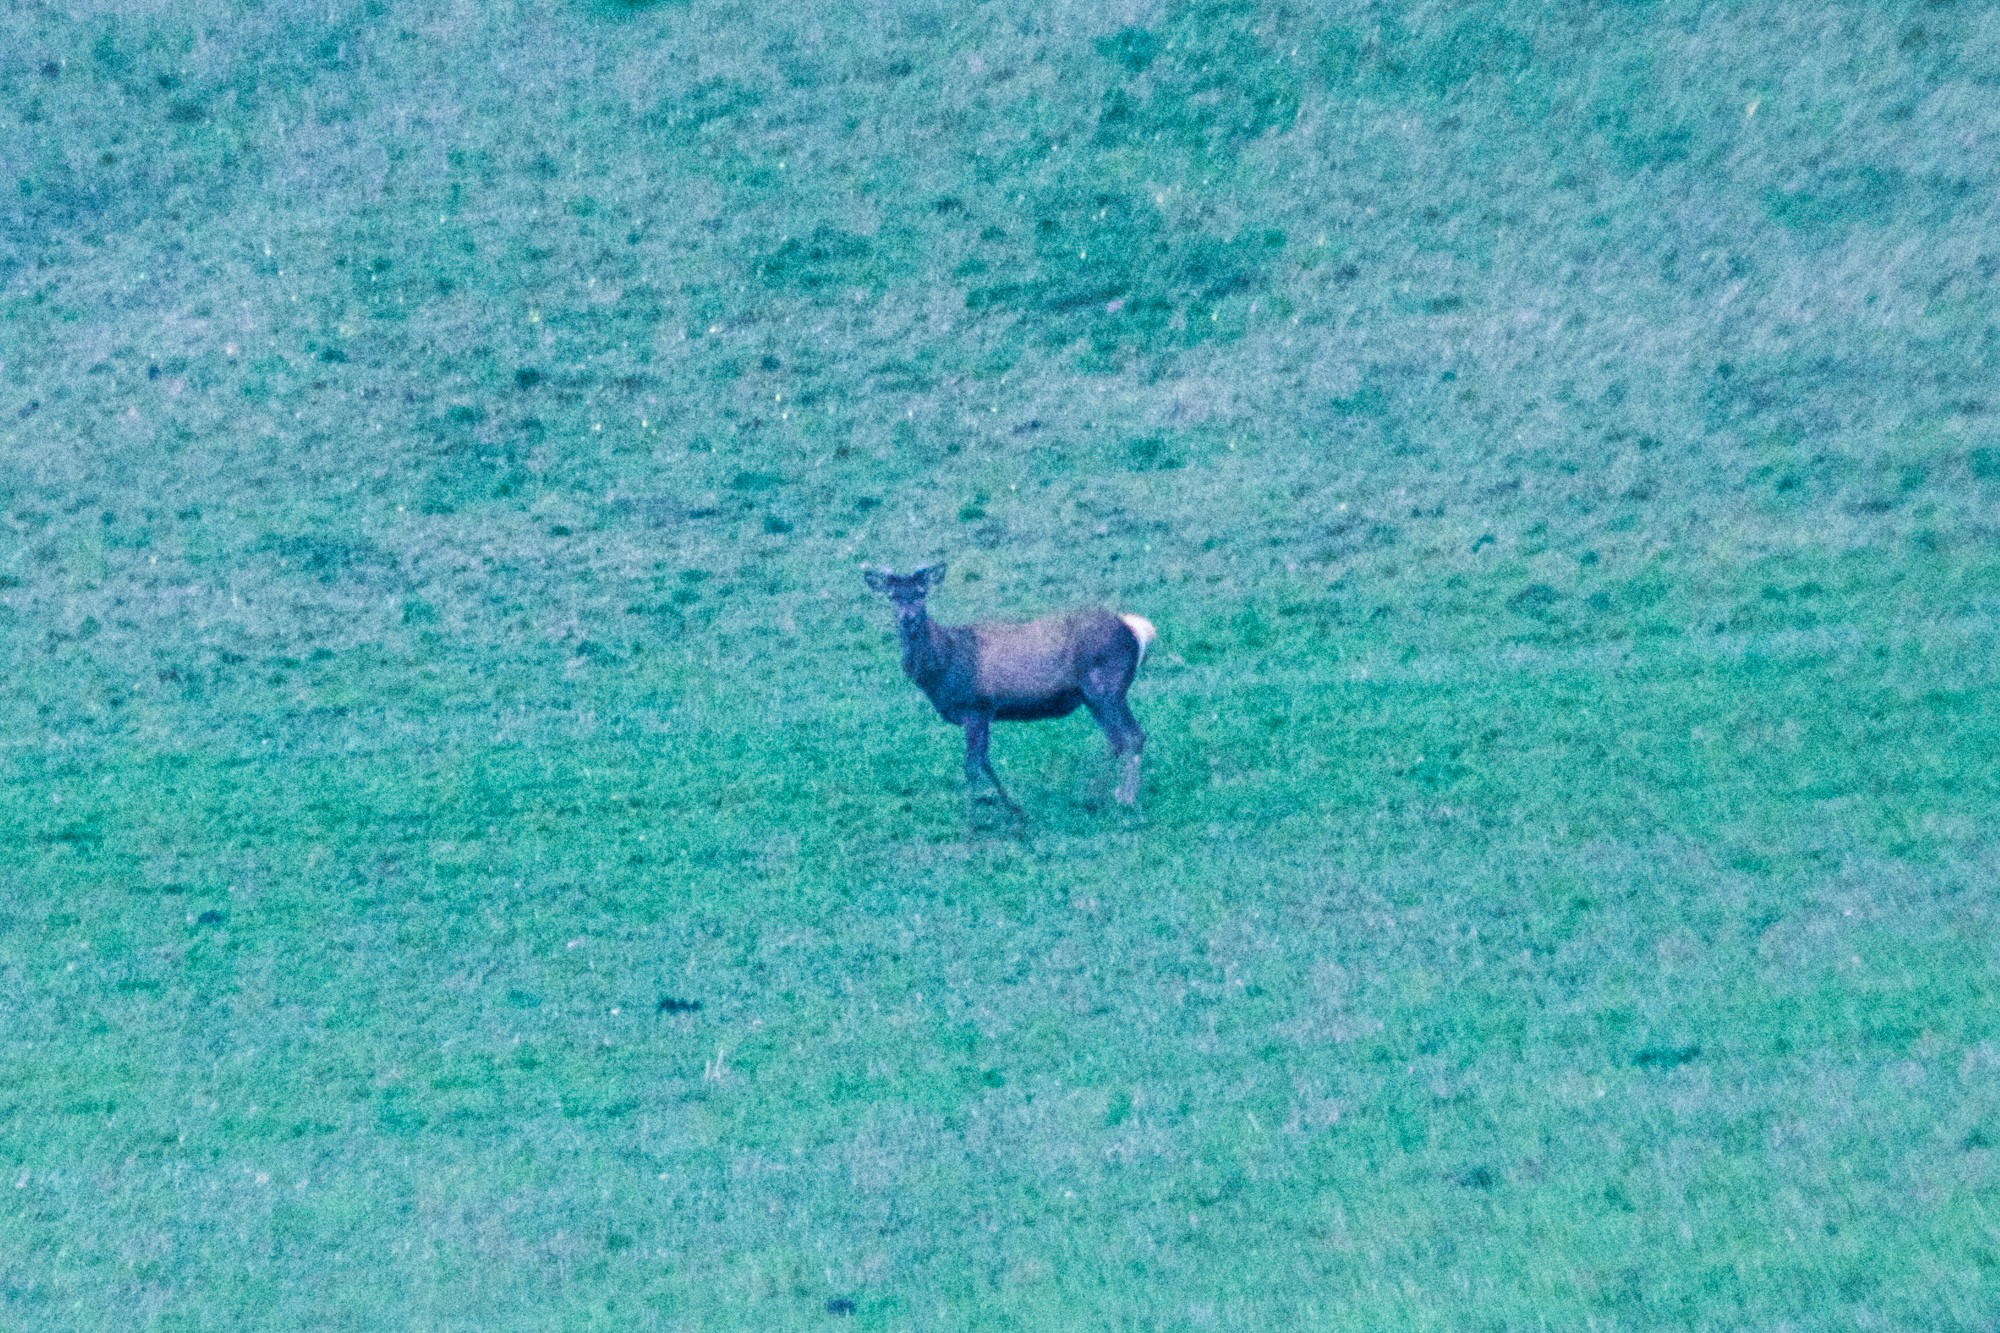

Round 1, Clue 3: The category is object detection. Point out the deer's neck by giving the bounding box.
[897,611,978,721]
[899,610,949,686]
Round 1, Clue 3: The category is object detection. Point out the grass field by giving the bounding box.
[4,1,1998,1327]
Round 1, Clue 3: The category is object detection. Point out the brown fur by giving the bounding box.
[974,611,1123,700]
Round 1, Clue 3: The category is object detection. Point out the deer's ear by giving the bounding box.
[862,568,891,593]
[920,562,948,589]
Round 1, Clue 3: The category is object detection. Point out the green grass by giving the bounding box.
[4,1,1999,1328]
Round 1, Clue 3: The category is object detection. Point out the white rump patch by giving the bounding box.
[1118,613,1157,664]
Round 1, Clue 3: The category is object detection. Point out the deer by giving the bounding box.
[863,563,1155,814]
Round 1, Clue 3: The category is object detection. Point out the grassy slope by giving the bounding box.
[3,1,1998,1328]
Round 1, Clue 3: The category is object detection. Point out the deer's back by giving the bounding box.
[972,608,1128,702]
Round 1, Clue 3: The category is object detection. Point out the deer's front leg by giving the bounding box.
[962,713,1020,814]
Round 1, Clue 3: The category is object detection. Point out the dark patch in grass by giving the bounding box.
[759,225,880,294]
[826,1297,857,1316]
[657,996,703,1014]
[962,181,1268,362]
[561,1093,639,1119]
[1421,18,1535,97]
[1312,516,1392,564]
[1633,1044,1702,1070]
[1766,167,1910,231]
[193,909,226,927]
[1328,385,1387,417]
[44,823,103,848]
[1402,748,1469,790]
[1126,434,1184,471]
[652,76,761,138]
[872,357,935,393]
[730,470,784,492]
[258,533,398,584]
[1094,3,1298,155]
[589,0,691,22]
[1097,27,1158,73]
[1508,583,1564,617]
[1457,1165,1497,1190]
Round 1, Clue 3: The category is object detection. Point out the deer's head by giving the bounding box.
[863,563,947,632]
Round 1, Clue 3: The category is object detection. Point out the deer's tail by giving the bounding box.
[1118,613,1157,666]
